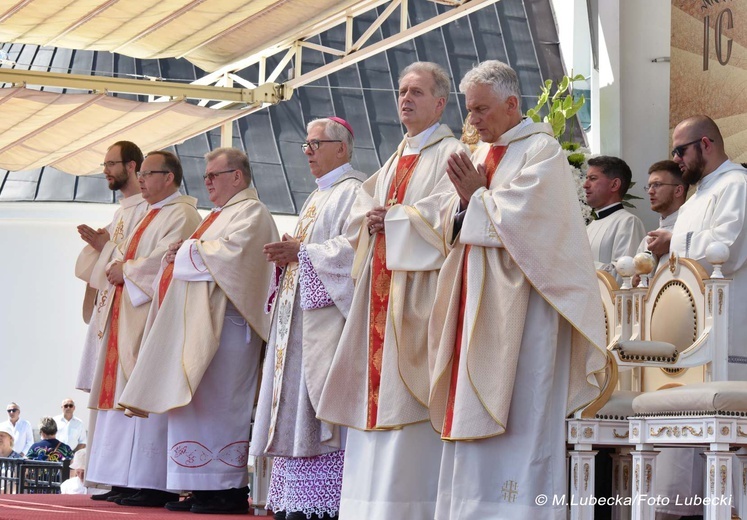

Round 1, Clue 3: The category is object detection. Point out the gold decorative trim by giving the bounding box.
[721,426,730,436]
[626,299,632,325]
[584,463,590,492]
[708,425,714,436]
[613,429,629,439]
[743,466,746,495]
[708,288,713,315]
[573,462,578,491]
[710,464,715,495]
[721,464,727,495]
[635,297,639,320]
[583,427,593,439]
[651,425,679,438]
[682,426,703,437]
[669,252,676,274]
[718,288,724,315]
[617,296,622,326]
[570,426,578,439]
[623,464,629,492]
[738,426,747,438]
[645,463,652,493]
[632,427,639,437]
[635,462,640,493]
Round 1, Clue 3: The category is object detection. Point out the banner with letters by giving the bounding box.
[671,0,747,162]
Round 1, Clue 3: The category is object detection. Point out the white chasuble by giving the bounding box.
[251,170,364,458]
[670,160,747,379]
[428,120,607,519]
[75,193,148,392]
[586,206,645,279]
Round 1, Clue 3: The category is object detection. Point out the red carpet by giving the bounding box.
[0,495,269,520]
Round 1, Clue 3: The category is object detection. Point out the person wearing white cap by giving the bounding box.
[0,423,22,459]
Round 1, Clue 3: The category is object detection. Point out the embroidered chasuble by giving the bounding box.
[442,145,505,438]
[367,154,418,429]
[98,209,160,409]
[158,210,222,307]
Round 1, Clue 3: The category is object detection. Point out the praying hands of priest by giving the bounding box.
[164,240,184,264]
[446,151,489,209]
[366,206,387,235]
[263,233,301,267]
[77,224,110,252]
[105,260,124,285]
[645,229,672,258]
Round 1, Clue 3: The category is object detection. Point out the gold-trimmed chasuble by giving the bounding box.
[366,153,418,430]
[442,145,506,438]
[97,208,161,410]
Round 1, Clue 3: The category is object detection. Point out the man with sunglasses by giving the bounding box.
[75,141,149,393]
[120,147,278,514]
[0,403,33,455]
[54,399,87,453]
[85,150,201,507]
[669,115,747,381]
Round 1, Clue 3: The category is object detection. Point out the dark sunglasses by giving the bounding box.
[63,404,74,409]
[6,409,18,413]
[671,137,713,158]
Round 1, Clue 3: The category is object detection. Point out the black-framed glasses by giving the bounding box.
[671,138,713,158]
[100,160,125,168]
[202,169,235,182]
[63,404,74,409]
[6,409,18,413]
[136,170,170,178]
[644,182,681,191]
[301,139,342,153]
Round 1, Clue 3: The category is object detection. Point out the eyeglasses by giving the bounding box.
[301,140,342,153]
[100,160,125,168]
[671,138,713,158]
[63,404,74,409]
[644,182,681,191]
[202,169,235,182]
[136,170,170,178]
[6,409,18,413]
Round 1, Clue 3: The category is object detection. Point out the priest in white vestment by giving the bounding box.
[119,147,278,515]
[584,155,646,279]
[75,141,148,393]
[668,116,747,380]
[316,62,468,520]
[251,117,365,520]
[428,60,607,520]
[86,151,201,507]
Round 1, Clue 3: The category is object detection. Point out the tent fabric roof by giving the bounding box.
[0,0,362,73]
[0,86,246,174]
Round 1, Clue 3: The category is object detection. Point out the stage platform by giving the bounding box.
[0,495,269,519]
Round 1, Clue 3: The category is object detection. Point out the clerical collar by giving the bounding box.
[660,209,678,229]
[596,203,624,220]
[403,123,439,155]
[149,191,180,209]
[316,163,353,191]
[697,159,738,192]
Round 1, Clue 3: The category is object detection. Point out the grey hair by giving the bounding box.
[399,61,451,100]
[307,118,354,161]
[204,147,252,184]
[459,60,522,104]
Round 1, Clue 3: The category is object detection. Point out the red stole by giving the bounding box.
[158,210,222,307]
[366,154,419,430]
[98,208,161,410]
[442,145,507,438]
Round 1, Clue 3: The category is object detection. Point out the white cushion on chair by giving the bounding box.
[614,340,678,361]
[595,390,641,420]
[632,381,747,414]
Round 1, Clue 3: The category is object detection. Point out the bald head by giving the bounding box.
[675,115,724,149]
[672,115,729,183]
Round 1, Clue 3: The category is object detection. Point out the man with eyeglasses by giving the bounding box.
[75,141,149,393]
[53,399,87,453]
[316,62,467,520]
[584,155,646,281]
[250,117,365,520]
[119,147,278,514]
[669,115,747,381]
[0,403,33,455]
[86,150,201,507]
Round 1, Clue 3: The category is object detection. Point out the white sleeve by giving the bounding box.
[124,274,151,307]
[174,239,214,282]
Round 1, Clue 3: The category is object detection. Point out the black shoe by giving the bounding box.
[165,493,202,512]
[285,513,306,520]
[273,512,287,520]
[91,486,134,501]
[190,488,249,515]
[119,489,180,507]
[108,487,139,503]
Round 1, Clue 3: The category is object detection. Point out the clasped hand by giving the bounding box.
[446,151,488,209]
[264,234,301,267]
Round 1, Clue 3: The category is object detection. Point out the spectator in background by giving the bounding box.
[0,402,33,455]
[54,399,87,452]
[27,417,74,462]
[0,424,22,458]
